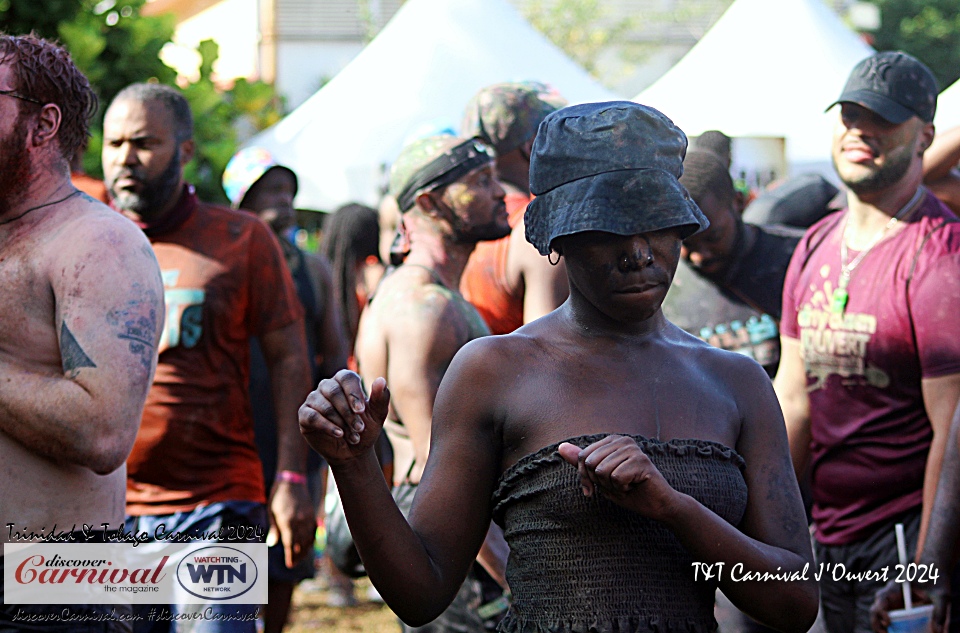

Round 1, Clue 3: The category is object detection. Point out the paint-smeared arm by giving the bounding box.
[924,126,960,214]
[0,212,163,473]
[917,373,960,553]
[924,126,960,183]
[299,334,505,626]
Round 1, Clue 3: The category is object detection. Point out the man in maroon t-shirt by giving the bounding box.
[776,52,960,633]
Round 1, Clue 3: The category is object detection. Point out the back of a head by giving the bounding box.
[679,150,736,211]
[320,203,381,266]
[461,81,567,156]
[0,33,97,162]
[692,130,732,167]
[319,202,381,344]
[110,82,194,143]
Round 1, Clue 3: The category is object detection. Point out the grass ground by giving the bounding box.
[285,577,399,633]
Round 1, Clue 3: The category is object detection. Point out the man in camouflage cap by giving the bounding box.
[459,82,570,334]
[357,134,511,632]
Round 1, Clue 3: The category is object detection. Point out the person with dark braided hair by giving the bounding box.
[0,34,164,630]
[319,203,385,362]
[317,203,390,607]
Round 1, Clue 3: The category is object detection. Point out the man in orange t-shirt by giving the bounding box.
[459,82,570,334]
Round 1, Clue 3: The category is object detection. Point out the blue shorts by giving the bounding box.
[124,501,268,633]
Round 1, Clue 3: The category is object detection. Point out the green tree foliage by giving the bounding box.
[182,39,286,204]
[523,0,636,77]
[0,0,80,39]
[522,0,729,88]
[1,0,284,204]
[866,0,960,90]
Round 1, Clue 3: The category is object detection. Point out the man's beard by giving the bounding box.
[834,144,915,196]
[107,147,182,220]
[454,219,512,244]
[450,202,511,244]
[0,116,33,216]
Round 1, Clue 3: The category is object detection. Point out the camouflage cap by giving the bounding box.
[461,81,568,156]
[389,135,495,212]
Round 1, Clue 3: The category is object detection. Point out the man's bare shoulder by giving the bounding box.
[458,312,562,363]
[663,321,765,370]
[371,267,463,322]
[48,192,154,256]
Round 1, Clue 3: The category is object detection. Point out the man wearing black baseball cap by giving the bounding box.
[827,51,937,126]
[776,51,960,633]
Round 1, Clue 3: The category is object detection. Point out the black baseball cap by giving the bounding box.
[828,51,938,124]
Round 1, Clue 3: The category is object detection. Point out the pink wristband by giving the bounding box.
[275,470,307,485]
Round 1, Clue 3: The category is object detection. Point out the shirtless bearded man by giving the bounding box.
[0,34,164,629]
[354,135,512,631]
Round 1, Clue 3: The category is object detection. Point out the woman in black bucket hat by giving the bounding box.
[299,101,818,633]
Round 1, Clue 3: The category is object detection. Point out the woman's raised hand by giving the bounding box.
[299,369,390,465]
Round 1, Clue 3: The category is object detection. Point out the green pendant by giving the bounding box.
[831,287,849,315]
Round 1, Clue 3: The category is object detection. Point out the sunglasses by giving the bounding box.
[0,89,42,105]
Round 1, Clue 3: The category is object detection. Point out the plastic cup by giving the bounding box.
[888,605,934,633]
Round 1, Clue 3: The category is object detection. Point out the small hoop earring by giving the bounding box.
[547,251,561,266]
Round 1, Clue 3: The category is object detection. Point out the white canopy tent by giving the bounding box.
[634,0,874,175]
[936,79,960,131]
[247,0,617,211]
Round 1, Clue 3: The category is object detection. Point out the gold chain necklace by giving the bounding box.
[830,187,925,315]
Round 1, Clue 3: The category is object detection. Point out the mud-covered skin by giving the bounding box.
[0,189,163,540]
[0,57,164,540]
[301,103,818,632]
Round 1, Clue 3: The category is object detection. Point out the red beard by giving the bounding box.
[0,114,33,216]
